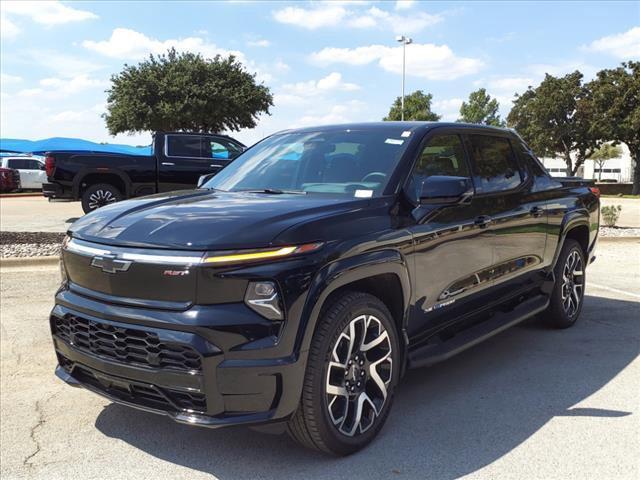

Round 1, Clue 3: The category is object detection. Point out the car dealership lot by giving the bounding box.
[0,240,638,480]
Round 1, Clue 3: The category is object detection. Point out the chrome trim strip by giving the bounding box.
[65,239,204,266]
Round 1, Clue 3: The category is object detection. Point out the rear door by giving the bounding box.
[158,134,222,192]
[464,133,548,295]
[407,131,494,342]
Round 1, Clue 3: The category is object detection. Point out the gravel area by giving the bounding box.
[0,231,65,258]
[599,227,640,237]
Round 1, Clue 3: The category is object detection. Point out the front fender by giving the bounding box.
[296,249,411,356]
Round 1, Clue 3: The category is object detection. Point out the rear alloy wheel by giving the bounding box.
[287,291,399,455]
[545,238,586,328]
[81,183,122,213]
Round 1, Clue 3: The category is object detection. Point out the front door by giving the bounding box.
[406,132,494,344]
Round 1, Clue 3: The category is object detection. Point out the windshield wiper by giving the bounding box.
[242,188,307,195]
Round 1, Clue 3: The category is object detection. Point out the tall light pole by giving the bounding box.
[396,35,412,121]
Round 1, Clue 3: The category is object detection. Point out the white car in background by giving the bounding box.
[0,156,47,190]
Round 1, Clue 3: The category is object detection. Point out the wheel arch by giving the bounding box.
[551,212,591,269]
[73,168,132,199]
[297,250,412,372]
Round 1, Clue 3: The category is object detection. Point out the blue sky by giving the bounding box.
[1,0,638,146]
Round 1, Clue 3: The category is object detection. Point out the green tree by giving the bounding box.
[587,62,640,194]
[458,88,505,126]
[591,143,622,181]
[507,71,601,176]
[104,48,273,135]
[384,90,441,121]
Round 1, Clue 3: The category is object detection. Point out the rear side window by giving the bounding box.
[204,137,244,159]
[166,136,202,157]
[468,135,522,193]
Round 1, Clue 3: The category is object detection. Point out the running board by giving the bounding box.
[408,294,549,369]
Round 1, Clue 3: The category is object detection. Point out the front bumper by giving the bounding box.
[50,289,306,429]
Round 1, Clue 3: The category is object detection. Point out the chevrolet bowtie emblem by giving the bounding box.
[90,255,132,274]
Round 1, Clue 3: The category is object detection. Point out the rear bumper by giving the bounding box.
[50,290,306,429]
[43,182,72,199]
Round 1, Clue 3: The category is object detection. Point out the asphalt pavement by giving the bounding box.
[0,240,638,480]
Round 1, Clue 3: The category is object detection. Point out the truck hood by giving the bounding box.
[69,189,371,250]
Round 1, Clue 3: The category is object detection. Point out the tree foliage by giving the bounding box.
[591,143,622,180]
[384,90,441,121]
[104,48,273,135]
[507,71,601,176]
[458,88,504,126]
[587,61,640,193]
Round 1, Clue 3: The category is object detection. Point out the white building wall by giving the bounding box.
[538,144,633,182]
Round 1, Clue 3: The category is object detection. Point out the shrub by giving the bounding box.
[601,205,622,227]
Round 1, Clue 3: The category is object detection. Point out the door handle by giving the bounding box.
[474,215,492,228]
[161,162,175,166]
[530,206,544,218]
[210,164,223,168]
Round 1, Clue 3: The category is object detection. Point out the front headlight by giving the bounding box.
[202,242,323,266]
[244,281,283,320]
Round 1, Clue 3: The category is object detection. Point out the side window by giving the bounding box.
[7,159,27,169]
[166,136,202,158]
[514,140,561,192]
[204,137,244,159]
[27,160,41,170]
[408,134,470,198]
[468,135,522,193]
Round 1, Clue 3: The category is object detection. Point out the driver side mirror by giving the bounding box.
[419,176,474,205]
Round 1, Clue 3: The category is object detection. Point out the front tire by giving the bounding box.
[545,239,586,329]
[81,183,122,214]
[287,291,400,455]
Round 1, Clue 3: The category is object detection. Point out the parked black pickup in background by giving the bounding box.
[42,132,245,213]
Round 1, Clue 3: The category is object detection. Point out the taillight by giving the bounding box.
[589,186,601,198]
[45,155,55,177]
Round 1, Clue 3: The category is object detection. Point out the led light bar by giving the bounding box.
[203,242,323,265]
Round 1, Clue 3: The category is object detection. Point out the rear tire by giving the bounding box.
[287,291,400,455]
[544,239,586,329]
[81,183,122,214]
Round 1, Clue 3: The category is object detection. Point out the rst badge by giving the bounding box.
[163,270,190,276]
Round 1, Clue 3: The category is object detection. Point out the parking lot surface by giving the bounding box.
[1,240,638,480]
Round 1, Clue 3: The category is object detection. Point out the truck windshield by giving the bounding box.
[202,128,413,197]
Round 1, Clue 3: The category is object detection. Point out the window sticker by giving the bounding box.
[401,131,412,138]
[385,138,404,145]
[354,189,373,198]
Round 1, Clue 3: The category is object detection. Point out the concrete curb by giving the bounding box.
[0,193,43,198]
[598,236,640,242]
[0,256,59,268]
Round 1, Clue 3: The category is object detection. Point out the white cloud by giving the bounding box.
[83,28,247,62]
[433,98,463,121]
[1,1,97,26]
[585,27,640,59]
[356,6,441,34]
[311,43,483,80]
[247,39,271,47]
[1,73,22,85]
[486,77,534,92]
[281,72,360,97]
[1,13,20,38]
[294,103,363,128]
[39,75,108,94]
[395,0,415,10]
[273,5,347,29]
[273,3,440,34]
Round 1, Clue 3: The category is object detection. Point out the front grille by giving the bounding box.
[71,363,207,413]
[53,315,202,372]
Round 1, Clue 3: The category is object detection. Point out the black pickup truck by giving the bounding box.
[51,122,599,455]
[43,132,245,213]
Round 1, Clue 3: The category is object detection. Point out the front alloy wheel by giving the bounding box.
[287,291,399,455]
[326,314,392,436]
